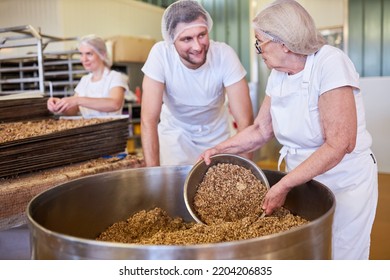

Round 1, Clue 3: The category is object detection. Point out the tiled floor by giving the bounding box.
[0,224,30,260]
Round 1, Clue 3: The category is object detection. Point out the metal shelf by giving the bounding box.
[0,65,39,72]
[43,52,88,96]
[0,25,44,94]
[0,25,84,97]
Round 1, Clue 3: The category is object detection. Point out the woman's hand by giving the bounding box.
[54,96,79,113]
[47,96,80,115]
[47,97,61,113]
[261,182,291,215]
[198,147,220,165]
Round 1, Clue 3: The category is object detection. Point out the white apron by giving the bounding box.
[158,92,230,166]
[271,54,378,260]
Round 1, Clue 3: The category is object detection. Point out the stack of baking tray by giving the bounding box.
[0,116,129,178]
[0,93,51,123]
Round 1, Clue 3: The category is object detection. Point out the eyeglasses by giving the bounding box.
[254,39,271,54]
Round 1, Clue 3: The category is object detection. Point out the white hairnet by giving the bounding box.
[161,0,213,44]
[79,34,112,67]
[252,0,326,55]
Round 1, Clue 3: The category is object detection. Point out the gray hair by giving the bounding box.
[252,0,326,55]
[78,34,111,67]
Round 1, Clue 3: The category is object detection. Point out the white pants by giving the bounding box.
[285,149,378,259]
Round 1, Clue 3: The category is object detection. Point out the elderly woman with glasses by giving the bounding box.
[201,0,378,260]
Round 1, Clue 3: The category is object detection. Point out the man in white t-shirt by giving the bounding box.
[141,0,253,166]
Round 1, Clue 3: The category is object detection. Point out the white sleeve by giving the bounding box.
[74,75,89,97]
[316,47,360,95]
[109,71,129,92]
[141,42,166,83]
[221,44,247,87]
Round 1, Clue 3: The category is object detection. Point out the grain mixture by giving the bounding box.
[97,163,309,246]
[0,118,109,144]
[194,163,267,225]
[96,207,308,245]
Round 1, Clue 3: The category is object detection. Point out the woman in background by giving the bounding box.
[47,35,128,117]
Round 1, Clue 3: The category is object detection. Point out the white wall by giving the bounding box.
[0,0,164,52]
[59,0,163,40]
[360,77,390,173]
[254,0,345,28]
[298,0,345,28]
[0,0,63,36]
[1,0,344,54]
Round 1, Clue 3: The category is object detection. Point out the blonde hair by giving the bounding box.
[252,0,326,55]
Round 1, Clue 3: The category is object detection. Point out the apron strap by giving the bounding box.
[301,53,315,90]
[277,53,316,171]
[278,146,297,171]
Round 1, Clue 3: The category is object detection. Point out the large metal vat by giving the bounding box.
[27,165,335,259]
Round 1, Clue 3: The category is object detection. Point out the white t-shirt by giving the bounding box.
[142,40,247,125]
[75,68,129,117]
[142,40,247,165]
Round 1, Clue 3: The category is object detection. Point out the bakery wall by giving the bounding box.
[0,0,164,52]
[0,0,63,39]
[0,0,345,51]
[361,77,390,174]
